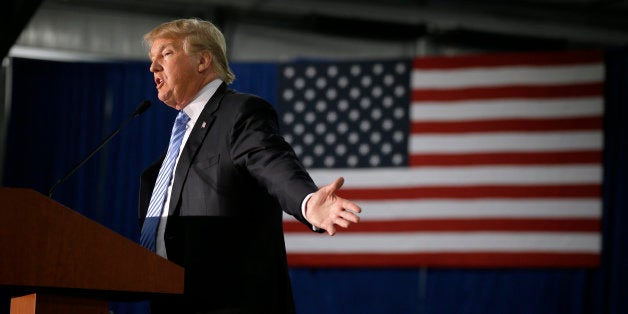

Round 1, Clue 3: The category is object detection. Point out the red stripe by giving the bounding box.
[287,252,600,268]
[409,151,602,166]
[283,218,600,233]
[412,83,603,101]
[411,117,602,134]
[337,184,601,200]
[413,50,603,69]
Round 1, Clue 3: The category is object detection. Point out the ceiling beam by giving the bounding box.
[3,0,44,59]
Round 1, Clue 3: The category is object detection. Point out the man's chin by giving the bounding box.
[158,95,177,109]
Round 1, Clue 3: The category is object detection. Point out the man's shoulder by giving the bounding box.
[222,88,267,104]
[221,88,275,113]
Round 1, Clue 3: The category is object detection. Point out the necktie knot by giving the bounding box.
[175,110,190,129]
[168,110,190,151]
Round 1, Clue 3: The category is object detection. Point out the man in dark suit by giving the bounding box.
[138,18,362,314]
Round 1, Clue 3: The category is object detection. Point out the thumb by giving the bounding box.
[328,177,345,193]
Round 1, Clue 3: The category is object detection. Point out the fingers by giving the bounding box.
[314,177,361,236]
[327,207,360,236]
[328,178,362,214]
[342,199,362,214]
[339,209,360,223]
[332,213,351,228]
[326,224,337,236]
[319,207,359,236]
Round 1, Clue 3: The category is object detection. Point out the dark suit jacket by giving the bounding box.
[139,83,319,313]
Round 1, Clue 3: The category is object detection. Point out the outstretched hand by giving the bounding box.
[304,177,362,236]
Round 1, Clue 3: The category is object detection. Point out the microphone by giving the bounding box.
[48,100,152,197]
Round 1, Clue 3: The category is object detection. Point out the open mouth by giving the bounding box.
[155,77,164,89]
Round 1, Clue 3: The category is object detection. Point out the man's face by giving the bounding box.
[149,37,202,110]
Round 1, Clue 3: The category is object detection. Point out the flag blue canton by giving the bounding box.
[278,60,411,168]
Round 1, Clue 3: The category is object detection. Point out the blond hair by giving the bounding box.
[144,18,235,84]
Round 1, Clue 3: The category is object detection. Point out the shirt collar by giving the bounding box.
[182,79,223,127]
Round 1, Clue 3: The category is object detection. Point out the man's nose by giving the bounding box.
[149,60,161,72]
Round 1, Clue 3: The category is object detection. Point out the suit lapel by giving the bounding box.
[168,83,228,215]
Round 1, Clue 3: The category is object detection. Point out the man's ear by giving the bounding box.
[198,51,212,72]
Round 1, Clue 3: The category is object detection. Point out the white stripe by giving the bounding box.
[411,64,604,88]
[285,232,601,253]
[284,199,601,220]
[411,97,603,121]
[308,165,602,188]
[408,131,603,153]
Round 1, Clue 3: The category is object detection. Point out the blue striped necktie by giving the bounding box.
[140,110,190,251]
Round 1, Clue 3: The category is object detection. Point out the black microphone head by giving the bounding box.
[133,100,151,116]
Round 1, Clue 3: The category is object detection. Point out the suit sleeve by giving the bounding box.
[228,95,319,229]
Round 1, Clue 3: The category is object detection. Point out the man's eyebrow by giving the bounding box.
[149,42,176,58]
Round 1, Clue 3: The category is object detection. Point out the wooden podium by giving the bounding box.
[0,188,184,314]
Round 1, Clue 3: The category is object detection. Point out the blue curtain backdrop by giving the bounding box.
[2,54,626,314]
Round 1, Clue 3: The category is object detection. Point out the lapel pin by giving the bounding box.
[201,121,207,128]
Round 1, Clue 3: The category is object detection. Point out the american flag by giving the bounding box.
[279,51,604,268]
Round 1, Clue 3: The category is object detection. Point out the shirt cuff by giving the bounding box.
[301,193,319,231]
